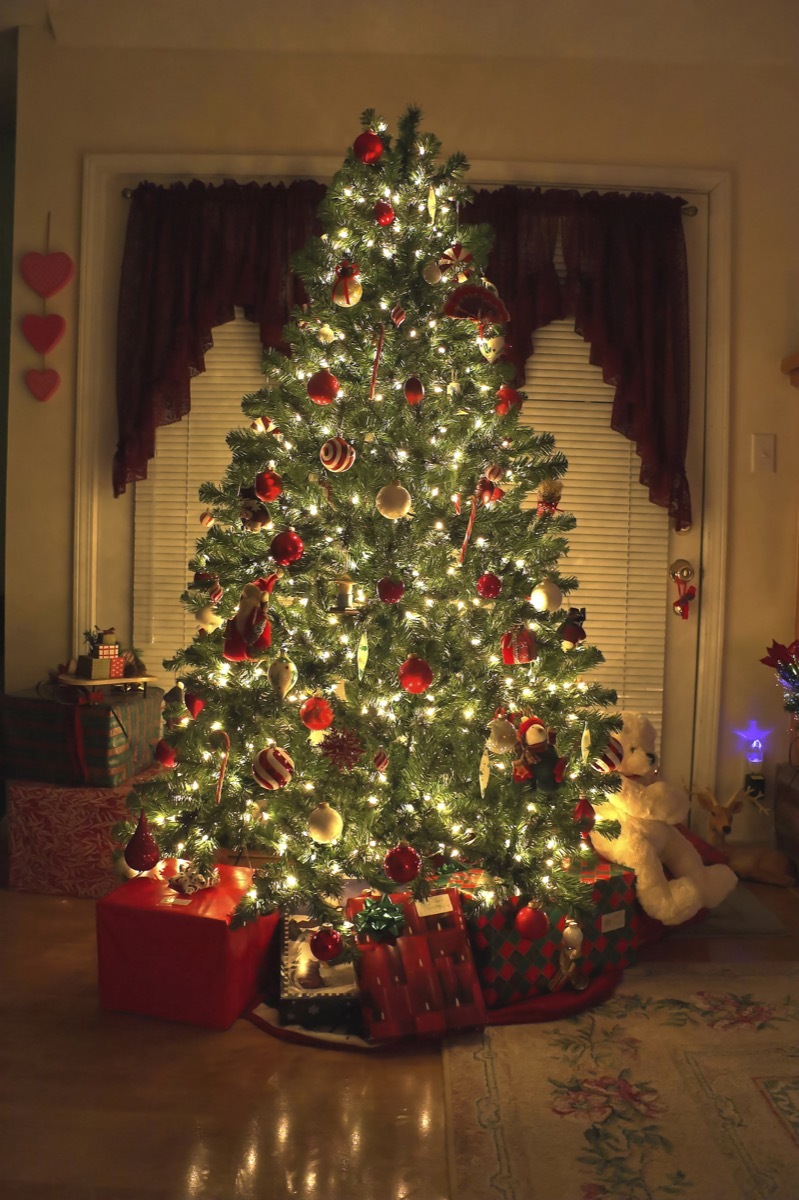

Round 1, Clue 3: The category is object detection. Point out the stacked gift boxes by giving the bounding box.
[279,914,361,1031]
[345,888,486,1041]
[467,861,638,1009]
[77,632,124,680]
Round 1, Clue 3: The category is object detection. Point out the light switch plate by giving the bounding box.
[751,433,776,473]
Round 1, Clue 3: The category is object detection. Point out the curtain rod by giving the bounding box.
[119,185,697,214]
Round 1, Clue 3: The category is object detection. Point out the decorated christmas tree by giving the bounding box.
[121,107,620,945]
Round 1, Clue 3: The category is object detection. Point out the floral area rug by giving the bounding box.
[443,963,799,1200]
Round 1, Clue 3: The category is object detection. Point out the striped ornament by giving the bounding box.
[373,747,389,773]
[320,437,356,473]
[591,736,624,774]
[252,745,295,791]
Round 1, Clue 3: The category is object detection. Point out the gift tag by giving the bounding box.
[600,910,626,933]
[160,895,192,906]
[415,893,453,918]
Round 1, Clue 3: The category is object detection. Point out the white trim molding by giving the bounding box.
[75,153,731,788]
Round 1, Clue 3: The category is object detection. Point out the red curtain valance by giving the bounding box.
[114,179,690,529]
[464,187,691,530]
[113,178,325,496]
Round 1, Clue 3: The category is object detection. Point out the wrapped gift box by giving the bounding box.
[345,889,486,1041]
[1,686,163,787]
[93,644,120,659]
[97,864,280,1030]
[279,915,361,1030]
[76,655,111,680]
[468,862,639,1009]
[6,767,162,898]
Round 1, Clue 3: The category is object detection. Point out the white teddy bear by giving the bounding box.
[589,712,738,925]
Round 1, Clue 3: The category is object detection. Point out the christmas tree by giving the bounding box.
[121,107,620,937]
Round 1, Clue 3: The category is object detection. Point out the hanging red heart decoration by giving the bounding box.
[20,251,75,298]
[25,368,61,402]
[21,313,66,355]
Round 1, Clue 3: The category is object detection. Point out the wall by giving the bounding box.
[7,25,799,820]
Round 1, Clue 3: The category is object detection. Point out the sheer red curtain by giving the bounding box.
[113,178,325,496]
[464,187,691,530]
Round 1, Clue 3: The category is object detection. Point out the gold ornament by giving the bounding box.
[375,482,412,520]
[422,261,443,285]
[332,276,363,307]
[308,801,344,844]
[478,334,505,363]
[317,323,335,344]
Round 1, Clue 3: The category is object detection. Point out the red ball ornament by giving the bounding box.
[299,696,335,731]
[404,376,424,406]
[477,573,502,599]
[353,130,383,164]
[377,577,405,604]
[309,925,344,962]
[254,470,282,503]
[384,843,421,884]
[514,904,548,941]
[270,529,304,566]
[373,199,395,226]
[398,655,434,694]
[500,627,537,665]
[495,385,524,416]
[124,811,160,873]
[307,368,340,406]
[154,739,177,768]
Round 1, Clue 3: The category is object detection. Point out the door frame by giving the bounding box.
[74,153,731,791]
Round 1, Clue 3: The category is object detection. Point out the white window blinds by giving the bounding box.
[521,319,670,731]
[133,313,264,688]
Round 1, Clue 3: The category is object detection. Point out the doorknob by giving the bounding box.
[669,559,694,582]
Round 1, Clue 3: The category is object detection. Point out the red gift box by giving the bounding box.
[346,889,486,1041]
[96,864,280,1030]
[6,767,161,899]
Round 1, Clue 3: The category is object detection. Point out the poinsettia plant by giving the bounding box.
[761,640,799,715]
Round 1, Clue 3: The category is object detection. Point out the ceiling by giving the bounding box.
[0,0,797,64]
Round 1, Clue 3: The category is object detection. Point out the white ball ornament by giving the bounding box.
[530,579,564,612]
[252,746,295,791]
[375,483,412,520]
[422,261,443,284]
[479,334,506,363]
[486,716,518,755]
[320,437,356,473]
[308,802,344,844]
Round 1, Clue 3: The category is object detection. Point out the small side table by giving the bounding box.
[58,673,157,698]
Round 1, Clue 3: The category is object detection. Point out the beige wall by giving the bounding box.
[7,26,799,817]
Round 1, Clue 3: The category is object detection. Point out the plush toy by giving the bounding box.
[589,712,738,925]
[222,574,280,662]
[513,717,568,791]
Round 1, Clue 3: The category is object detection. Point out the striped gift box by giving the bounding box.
[1,687,163,788]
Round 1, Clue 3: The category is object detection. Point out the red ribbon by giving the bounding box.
[536,499,561,517]
[333,261,360,305]
[369,323,385,400]
[673,581,696,620]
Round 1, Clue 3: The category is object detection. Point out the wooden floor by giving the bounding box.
[1,883,798,1200]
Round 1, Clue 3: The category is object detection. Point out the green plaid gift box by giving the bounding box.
[468,861,639,1009]
[1,687,163,788]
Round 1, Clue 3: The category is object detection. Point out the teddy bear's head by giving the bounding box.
[617,711,659,782]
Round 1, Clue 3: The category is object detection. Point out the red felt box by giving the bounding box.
[96,864,280,1030]
[346,889,486,1041]
[6,767,161,899]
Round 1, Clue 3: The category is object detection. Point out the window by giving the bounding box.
[522,319,670,732]
[132,313,264,687]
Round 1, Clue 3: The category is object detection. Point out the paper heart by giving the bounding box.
[20,251,75,298]
[22,313,66,355]
[25,368,61,402]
